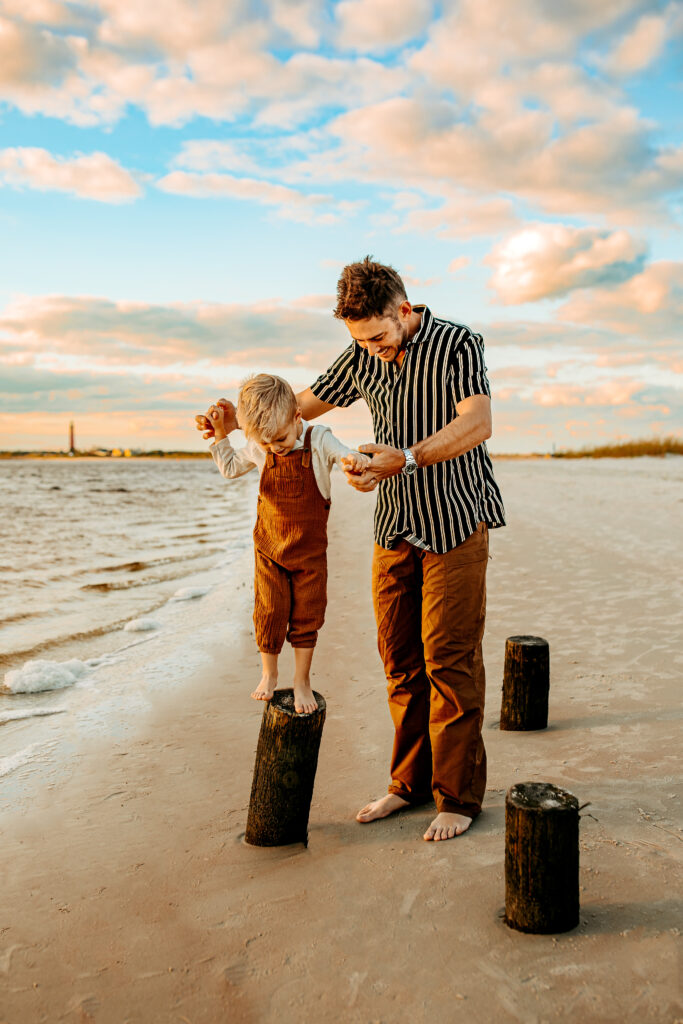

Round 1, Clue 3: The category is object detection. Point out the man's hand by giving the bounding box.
[194,398,238,442]
[341,443,406,492]
[357,443,406,479]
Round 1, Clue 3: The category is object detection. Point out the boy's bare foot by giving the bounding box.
[292,681,317,714]
[423,812,472,841]
[251,675,277,702]
[356,793,409,823]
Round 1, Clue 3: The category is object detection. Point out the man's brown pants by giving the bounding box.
[372,523,488,819]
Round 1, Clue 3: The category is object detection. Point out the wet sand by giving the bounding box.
[1,459,681,1023]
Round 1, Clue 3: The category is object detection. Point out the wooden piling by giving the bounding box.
[500,635,550,730]
[245,688,326,847]
[504,782,580,934]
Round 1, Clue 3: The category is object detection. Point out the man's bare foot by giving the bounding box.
[292,681,317,714]
[423,812,472,841]
[251,675,277,702]
[356,793,409,823]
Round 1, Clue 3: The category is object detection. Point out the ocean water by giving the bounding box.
[0,457,259,800]
[0,458,256,674]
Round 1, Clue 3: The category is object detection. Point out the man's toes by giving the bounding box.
[423,827,436,841]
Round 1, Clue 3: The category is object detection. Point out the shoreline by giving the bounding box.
[1,460,681,1022]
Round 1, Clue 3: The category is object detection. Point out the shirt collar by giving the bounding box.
[407,305,433,348]
[291,418,311,449]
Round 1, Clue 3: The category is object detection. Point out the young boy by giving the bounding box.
[201,374,369,714]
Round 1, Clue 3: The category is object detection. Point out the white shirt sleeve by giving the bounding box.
[315,425,357,468]
[210,436,259,479]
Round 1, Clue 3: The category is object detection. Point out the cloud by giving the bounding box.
[268,0,322,48]
[603,9,671,75]
[487,224,647,304]
[322,94,679,224]
[400,194,518,240]
[0,293,348,368]
[0,14,76,87]
[558,261,683,338]
[0,147,142,202]
[336,0,432,52]
[156,170,361,224]
[449,257,470,275]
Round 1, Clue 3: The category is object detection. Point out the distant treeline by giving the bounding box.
[553,436,682,459]
[0,450,212,459]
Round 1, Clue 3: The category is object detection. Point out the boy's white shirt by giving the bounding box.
[210,419,356,500]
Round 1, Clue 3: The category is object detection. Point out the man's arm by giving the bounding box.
[349,395,492,488]
[296,387,337,421]
[413,394,491,467]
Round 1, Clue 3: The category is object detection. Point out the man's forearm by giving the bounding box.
[412,409,491,468]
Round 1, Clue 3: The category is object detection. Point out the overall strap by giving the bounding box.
[302,425,314,468]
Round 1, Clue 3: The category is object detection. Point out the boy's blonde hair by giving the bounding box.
[237,373,298,441]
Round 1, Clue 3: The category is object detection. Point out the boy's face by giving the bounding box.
[255,410,302,456]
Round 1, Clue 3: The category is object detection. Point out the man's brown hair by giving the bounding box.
[333,256,407,321]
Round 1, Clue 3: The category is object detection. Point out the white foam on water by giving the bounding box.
[0,708,68,725]
[0,743,42,778]
[2,658,87,694]
[169,586,211,602]
[123,618,162,632]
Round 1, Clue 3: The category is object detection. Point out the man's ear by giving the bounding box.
[398,300,413,320]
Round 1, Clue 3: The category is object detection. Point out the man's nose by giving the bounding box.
[366,343,382,356]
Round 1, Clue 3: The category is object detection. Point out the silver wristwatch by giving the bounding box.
[401,448,418,476]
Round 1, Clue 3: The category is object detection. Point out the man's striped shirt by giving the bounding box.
[310,306,506,554]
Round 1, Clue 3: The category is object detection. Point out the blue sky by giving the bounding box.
[0,0,681,452]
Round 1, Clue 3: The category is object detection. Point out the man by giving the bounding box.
[298,257,505,842]
[198,256,505,842]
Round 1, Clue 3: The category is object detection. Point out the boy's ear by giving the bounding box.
[295,408,302,421]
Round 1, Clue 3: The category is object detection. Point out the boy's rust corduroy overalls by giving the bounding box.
[253,426,330,654]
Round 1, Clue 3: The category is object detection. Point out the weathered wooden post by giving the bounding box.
[500,635,550,730]
[245,688,326,847]
[505,782,580,934]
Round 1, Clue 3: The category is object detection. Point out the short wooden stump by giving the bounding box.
[245,688,326,848]
[505,782,580,934]
[500,635,550,730]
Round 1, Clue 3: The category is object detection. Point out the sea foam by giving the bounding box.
[123,618,161,632]
[169,586,211,602]
[2,658,86,694]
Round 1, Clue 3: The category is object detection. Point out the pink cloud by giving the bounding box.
[558,261,683,337]
[156,170,351,223]
[0,147,141,202]
[603,10,672,75]
[336,0,433,52]
[488,224,646,303]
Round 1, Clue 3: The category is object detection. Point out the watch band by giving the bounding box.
[402,447,418,475]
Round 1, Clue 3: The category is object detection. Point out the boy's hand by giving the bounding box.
[195,398,238,442]
[340,451,371,474]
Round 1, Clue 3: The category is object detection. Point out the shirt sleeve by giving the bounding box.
[210,437,259,479]
[309,344,361,408]
[315,425,356,468]
[450,329,491,403]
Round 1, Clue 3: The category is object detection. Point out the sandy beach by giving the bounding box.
[1,457,681,1024]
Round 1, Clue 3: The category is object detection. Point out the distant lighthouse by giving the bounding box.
[69,421,75,455]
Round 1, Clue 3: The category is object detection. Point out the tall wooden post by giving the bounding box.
[245,688,326,847]
[500,635,550,730]
[505,782,580,934]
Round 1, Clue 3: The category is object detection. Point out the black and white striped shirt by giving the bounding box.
[310,306,506,554]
